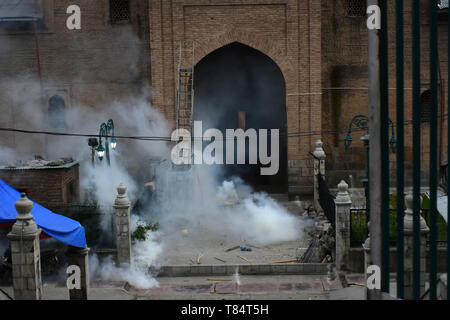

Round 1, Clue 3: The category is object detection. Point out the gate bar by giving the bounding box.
[395,0,405,300]
[429,0,439,301]
[367,0,383,300]
[379,0,390,294]
[448,0,450,300]
[412,0,422,300]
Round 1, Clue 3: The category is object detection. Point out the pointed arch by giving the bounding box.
[192,29,294,86]
[193,42,288,192]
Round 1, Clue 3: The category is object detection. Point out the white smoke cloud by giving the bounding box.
[89,219,163,290]
[89,254,159,290]
[151,170,305,246]
[0,22,312,290]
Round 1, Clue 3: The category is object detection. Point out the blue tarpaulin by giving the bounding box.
[0,179,86,248]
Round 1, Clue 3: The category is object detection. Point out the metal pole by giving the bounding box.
[448,0,450,300]
[367,0,382,300]
[379,0,390,294]
[33,18,48,159]
[91,147,95,167]
[105,135,111,167]
[395,0,405,300]
[429,0,439,300]
[366,140,370,222]
[412,0,422,300]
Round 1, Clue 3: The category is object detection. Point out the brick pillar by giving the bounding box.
[313,139,326,216]
[7,193,43,300]
[335,180,352,271]
[66,245,90,300]
[403,193,429,299]
[113,183,132,266]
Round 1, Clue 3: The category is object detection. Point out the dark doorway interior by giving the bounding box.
[194,42,287,192]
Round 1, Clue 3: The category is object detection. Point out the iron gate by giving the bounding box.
[375,0,449,300]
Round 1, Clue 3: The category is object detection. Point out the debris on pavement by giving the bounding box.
[197,253,204,264]
[238,255,250,263]
[207,278,232,282]
[269,259,298,264]
[225,245,240,252]
[214,257,227,263]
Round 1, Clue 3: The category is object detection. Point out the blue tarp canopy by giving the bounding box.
[0,179,86,248]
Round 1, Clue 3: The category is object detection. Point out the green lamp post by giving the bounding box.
[344,115,396,222]
[96,119,117,167]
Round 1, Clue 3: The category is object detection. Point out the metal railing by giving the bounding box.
[351,208,448,246]
[372,0,449,300]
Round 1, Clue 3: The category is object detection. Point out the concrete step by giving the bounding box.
[152,263,329,277]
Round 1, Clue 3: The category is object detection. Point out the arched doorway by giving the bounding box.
[193,42,287,192]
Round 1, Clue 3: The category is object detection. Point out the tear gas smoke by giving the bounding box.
[0,25,310,288]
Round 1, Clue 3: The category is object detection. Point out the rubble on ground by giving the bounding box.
[299,207,335,263]
[0,156,75,169]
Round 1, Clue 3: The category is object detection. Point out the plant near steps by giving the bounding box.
[131,220,159,243]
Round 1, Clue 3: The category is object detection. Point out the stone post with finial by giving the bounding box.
[313,139,326,217]
[7,193,43,300]
[113,183,132,266]
[403,193,429,299]
[335,180,352,272]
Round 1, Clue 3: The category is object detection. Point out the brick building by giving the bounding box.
[0,161,80,206]
[0,0,448,195]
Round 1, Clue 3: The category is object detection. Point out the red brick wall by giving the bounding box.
[321,0,449,186]
[149,0,323,191]
[0,0,447,193]
[0,0,151,158]
[0,163,80,206]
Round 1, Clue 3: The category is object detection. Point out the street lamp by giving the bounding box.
[96,143,105,160]
[344,115,396,223]
[110,138,117,150]
[96,119,117,166]
[107,119,117,151]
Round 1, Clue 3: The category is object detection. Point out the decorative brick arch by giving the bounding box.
[149,0,323,191]
[193,29,294,86]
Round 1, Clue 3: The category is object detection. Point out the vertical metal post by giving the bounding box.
[364,139,370,221]
[91,147,96,167]
[412,0,422,300]
[379,0,390,294]
[395,0,405,300]
[448,0,450,300]
[177,41,182,130]
[33,18,48,159]
[367,0,382,300]
[429,0,439,301]
[105,136,111,167]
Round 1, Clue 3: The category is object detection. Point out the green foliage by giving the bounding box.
[131,221,159,243]
[351,194,448,245]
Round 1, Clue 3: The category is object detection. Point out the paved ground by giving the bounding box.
[152,218,313,267]
[0,274,367,300]
[158,234,309,266]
